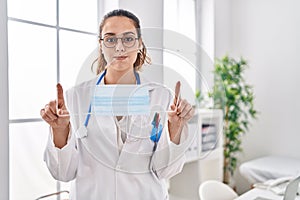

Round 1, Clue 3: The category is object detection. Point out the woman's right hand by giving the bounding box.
[40,83,70,148]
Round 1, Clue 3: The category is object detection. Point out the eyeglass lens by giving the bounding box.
[103,35,137,48]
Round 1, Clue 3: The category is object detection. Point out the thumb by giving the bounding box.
[170,104,176,111]
[56,83,66,109]
[57,108,69,117]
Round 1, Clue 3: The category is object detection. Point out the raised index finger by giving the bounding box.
[174,81,181,106]
[56,83,65,109]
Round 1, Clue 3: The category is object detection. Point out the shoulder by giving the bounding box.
[66,77,98,95]
[65,76,99,105]
[64,77,99,112]
[139,73,172,97]
[139,74,173,107]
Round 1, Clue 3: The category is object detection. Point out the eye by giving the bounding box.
[123,36,135,43]
[105,37,117,43]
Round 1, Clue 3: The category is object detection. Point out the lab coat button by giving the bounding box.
[116,165,121,170]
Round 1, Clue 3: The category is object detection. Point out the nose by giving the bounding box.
[115,38,125,52]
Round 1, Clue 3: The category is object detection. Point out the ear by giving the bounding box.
[99,43,103,54]
[98,36,103,48]
[138,38,143,50]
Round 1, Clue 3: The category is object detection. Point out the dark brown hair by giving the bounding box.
[93,9,151,75]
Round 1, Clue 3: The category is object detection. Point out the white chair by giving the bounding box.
[199,180,238,200]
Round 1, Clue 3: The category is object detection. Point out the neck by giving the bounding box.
[104,68,136,84]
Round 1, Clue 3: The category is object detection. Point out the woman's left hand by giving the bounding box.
[168,81,194,143]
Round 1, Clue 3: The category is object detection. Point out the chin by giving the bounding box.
[110,65,133,72]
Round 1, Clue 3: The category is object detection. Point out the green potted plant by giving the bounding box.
[197,55,258,185]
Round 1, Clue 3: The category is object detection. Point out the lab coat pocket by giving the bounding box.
[130,124,154,152]
[126,124,154,154]
[128,115,153,139]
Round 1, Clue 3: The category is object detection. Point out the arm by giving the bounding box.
[41,84,79,181]
[151,82,194,179]
[152,123,189,180]
[44,127,79,182]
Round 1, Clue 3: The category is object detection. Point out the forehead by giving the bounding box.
[102,16,137,36]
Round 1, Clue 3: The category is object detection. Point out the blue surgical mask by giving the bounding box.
[91,84,150,116]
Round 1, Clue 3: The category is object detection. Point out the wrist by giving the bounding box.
[168,120,184,144]
[168,120,184,129]
[52,123,70,149]
[52,123,70,132]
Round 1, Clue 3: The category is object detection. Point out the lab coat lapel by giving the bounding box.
[79,115,120,168]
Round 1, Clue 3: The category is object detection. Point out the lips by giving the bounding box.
[114,56,128,60]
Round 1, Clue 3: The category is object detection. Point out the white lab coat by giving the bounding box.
[44,74,190,200]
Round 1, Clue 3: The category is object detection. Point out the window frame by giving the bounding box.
[1,0,102,199]
[0,0,10,199]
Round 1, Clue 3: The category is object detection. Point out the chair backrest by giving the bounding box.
[283,176,300,200]
[199,180,238,200]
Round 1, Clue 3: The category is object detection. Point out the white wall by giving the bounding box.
[214,0,231,58]
[197,0,216,92]
[215,0,300,193]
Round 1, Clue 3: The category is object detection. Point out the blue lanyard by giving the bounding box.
[84,69,141,127]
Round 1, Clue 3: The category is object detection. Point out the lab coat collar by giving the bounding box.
[94,70,157,92]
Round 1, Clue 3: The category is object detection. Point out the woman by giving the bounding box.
[40,9,194,200]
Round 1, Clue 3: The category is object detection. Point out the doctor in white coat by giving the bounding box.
[40,9,195,200]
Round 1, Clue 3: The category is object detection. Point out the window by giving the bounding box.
[7,0,99,199]
[163,0,197,105]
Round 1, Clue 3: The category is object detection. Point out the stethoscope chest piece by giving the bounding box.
[75,126,88,139]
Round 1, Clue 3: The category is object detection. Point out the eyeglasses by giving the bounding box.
[100,34,139,48]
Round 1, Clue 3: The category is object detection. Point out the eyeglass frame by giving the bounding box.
[99,33,139,48]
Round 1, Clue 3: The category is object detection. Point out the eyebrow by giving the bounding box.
[103,31,136,37]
